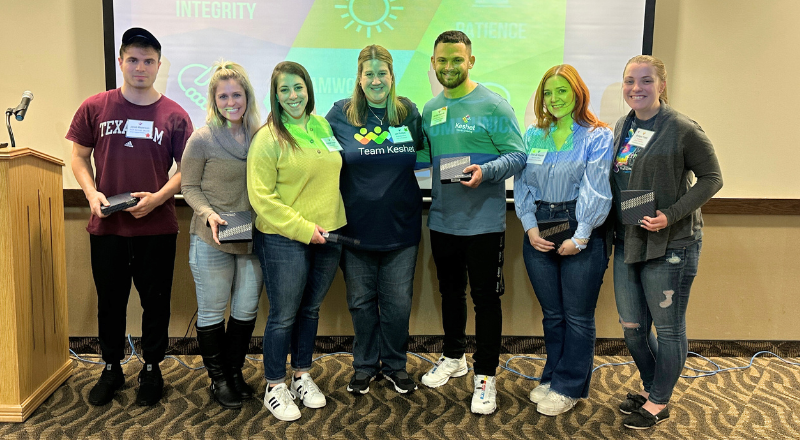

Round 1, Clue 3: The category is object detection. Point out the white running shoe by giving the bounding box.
[263,383,301,421]
[290,373,327,409]
[471,375,498,415]
[421,355,468,388]
[537,390,578,416]
[529,382,551,403]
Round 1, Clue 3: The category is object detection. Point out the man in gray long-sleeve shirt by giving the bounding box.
[417,30,526,415]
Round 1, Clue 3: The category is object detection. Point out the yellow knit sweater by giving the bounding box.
[247,114,346,244]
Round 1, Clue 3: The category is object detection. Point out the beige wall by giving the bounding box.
[63,208,800,340]
[4,0,800,341]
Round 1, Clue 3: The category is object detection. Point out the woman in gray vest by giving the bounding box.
[610,55,722,429]
[182,60,263,409]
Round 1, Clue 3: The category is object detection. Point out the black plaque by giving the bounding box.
[620,190,656,225]
[439,156,472,183]
[217,211,253,243]
[100,192,139,216]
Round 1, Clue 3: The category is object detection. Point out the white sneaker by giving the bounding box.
[471,375,497,415]
[290,373,327,409]
[537,390,578,416]
[263,383,301,421]
[529,382,551,403]
[421,355,468,388]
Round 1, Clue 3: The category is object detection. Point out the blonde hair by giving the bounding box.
[206,60,261,138]
[344,45,409,127]
[624,55,668,104]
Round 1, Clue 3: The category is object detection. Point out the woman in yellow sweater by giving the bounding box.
[247,61,346,422]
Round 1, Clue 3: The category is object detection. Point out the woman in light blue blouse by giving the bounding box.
[514,64,613,416]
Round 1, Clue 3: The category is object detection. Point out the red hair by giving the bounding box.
[534,64,607,132]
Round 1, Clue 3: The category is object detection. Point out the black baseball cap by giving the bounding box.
[121,27,161,51]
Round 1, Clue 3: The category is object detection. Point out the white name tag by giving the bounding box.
[527,148,548,165]
[389,126,413,144]
[125,120,154,139]
[321,136,343,152]
[628,129,655,148]
[431,106,447,126]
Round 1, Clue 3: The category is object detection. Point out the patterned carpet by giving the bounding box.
[2,346,799,439]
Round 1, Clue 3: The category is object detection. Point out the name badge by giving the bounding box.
[321,136,343,152]
[431,106,447,126]
[527,148,548,165]
[628,129,655,148]
[389,126,413,144]
[125,119,154,139]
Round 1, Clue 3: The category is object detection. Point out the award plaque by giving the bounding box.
[537,219,573,250]
[440,156,472,183]
[217,211,253,242]
[620,190,656,225]
[100,192,139,216]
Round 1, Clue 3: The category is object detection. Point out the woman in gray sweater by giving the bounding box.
[181,60,262,409]
[610,55,722,429]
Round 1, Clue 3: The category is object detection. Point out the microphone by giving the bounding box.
[322,232,361,247]
[14,91,34,121]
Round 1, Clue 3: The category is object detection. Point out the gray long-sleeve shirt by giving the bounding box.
[181,124,254,254]
[611,103,723,264]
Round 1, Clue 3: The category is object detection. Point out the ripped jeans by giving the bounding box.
[613,238,701,405]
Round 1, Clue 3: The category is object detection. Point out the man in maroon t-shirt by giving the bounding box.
[66,27,193,407]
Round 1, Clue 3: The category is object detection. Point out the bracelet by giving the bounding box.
[571,238,587,250]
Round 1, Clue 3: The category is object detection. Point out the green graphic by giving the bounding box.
[335,0,404,38]
[178,63,215,111]
[355,126,391,144]
[293,0,440,49]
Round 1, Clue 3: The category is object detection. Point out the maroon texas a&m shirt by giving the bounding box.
[66,88,193,236]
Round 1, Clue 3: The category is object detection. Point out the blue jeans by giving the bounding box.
[522,200,608,398]
[613,238,701,405]
[254,230,342,384]
[188,235,263,326]
[341,245,418,376]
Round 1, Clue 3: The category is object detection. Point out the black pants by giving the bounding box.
[430,230,505,376]
[90,234,177,364]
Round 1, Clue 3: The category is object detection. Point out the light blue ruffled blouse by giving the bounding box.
[514,122,614,239]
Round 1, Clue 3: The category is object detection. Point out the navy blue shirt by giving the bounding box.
[325,98,423,251]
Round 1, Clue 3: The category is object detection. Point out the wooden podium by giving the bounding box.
[0,147,71,422]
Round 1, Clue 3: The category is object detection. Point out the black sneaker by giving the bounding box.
[136,363,164,406]
[347,371,374,395]
[623,406,670,429]
[386,371,417,394]
[619,392,648,414]
[88,363,124,406]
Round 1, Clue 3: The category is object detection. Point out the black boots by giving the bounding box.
[225,317,257,400]
[196,321,242,409]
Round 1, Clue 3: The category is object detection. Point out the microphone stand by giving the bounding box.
[4,108,15,148]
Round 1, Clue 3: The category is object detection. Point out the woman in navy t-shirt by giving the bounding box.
[325,44,424,395]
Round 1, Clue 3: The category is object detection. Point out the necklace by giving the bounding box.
[367,105,385,126]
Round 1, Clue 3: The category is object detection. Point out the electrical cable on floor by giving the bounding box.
[70,339,800,383]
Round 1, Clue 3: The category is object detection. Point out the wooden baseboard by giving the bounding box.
[0,360,73,423]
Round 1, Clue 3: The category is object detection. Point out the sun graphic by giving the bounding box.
[335,0,404,38]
